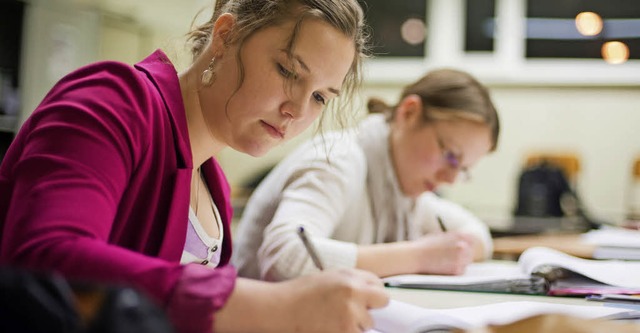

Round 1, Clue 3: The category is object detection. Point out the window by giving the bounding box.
[525,0,639,61]
[464,0,495,53]
[359,0,427,57]
[362,0,640,85]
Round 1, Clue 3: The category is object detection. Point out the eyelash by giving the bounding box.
[277,63,326,106]
[277,63,295,79]
[313,92,326,105]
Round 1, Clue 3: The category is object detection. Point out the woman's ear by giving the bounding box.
[209,13,236,56]
[395,94,424,127]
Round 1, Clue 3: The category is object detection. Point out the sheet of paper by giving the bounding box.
[383,261,528,286]
[368,299,636,333]
[581,227,640,248]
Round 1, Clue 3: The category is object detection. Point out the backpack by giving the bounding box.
[514,161,572,218]
[513,160,604,231]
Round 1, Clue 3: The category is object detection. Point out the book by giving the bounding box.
[367,299,640,333]
[383,246,640,296]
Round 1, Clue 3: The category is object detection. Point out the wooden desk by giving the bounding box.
[492,233,596,260]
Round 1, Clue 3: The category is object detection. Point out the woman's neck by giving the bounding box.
[179,69,226,168]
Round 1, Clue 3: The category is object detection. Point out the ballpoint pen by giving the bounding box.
[437,215,448,232]
[297,226,325,270]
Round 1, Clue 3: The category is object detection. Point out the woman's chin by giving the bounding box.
[236,142,273,158]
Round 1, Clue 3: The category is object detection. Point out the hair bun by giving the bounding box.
[367,97,390,114]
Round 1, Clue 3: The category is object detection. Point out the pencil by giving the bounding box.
[297,226,325,270]
[437,215,448,232]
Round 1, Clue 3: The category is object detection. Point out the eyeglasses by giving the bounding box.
[435,132,471,182]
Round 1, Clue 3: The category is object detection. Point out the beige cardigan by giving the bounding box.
[232,115,492,281]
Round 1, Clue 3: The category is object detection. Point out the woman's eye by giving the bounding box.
[444,150,460,169]
[277,63,295,79]
[312,92,326,105]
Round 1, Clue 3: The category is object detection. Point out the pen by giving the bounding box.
[437,215,448,232]
[297,226,325,270]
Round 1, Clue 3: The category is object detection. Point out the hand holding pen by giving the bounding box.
[290,226,389,333]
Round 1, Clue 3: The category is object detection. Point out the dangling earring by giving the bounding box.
[201,57,216,86]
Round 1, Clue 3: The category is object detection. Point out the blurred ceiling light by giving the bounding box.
[602,41,629,64]
[400,18,426,45]
[575,12,603,36]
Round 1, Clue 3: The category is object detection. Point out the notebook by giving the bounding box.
[383,246,640,296]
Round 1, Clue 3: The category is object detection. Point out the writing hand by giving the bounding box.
[414,232,475,275]
[283,268,389,333]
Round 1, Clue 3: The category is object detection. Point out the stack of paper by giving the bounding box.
[581,227,640,260]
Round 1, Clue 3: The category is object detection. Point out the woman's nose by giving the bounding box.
[280,92,310,120]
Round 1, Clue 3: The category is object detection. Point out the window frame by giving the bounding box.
[363,0,640,86]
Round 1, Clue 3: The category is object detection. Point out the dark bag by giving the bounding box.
[513,161,600,230]
[514,161,572,218]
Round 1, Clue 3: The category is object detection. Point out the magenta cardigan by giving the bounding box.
[0,50,237,333]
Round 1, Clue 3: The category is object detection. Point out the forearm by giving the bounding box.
[356,241,421,277]
[357,232,477,277]
[214,278,288,333]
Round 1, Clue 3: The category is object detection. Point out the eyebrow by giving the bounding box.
[292,54,341,96]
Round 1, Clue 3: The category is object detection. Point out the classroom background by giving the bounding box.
[1,0,639,228]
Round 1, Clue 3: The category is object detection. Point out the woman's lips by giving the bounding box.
[261,120,285,139]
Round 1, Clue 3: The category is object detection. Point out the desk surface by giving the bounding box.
[492,233,595,260]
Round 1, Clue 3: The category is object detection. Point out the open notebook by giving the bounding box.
[384,246,640,296]
[367,299,640,333]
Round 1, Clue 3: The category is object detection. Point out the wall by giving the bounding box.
[19,0,101,126]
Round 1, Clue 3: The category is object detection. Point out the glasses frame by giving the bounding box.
[434,130,471,182]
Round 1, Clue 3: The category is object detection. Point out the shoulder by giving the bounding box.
[31,52,178,146]
[303,130,368,178]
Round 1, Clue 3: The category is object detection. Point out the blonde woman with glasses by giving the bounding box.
[233,68,500,281]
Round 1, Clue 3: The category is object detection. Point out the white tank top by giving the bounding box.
[181,199,224,267]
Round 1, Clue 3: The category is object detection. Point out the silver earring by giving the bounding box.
[201,57,216,86]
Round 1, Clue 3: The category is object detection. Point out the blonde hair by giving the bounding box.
[187,0,370,128]
[367,68,500,151]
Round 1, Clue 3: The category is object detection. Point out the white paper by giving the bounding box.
[581,227,640,248]
[368,299,636,333]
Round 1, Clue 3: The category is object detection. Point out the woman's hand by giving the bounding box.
[413,231,475,275]
[215,268,389,333]
[281,268,390,333]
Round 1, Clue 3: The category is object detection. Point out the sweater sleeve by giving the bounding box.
[0,63,237,333]
[256,136,366,281]
[414,192,494,258]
